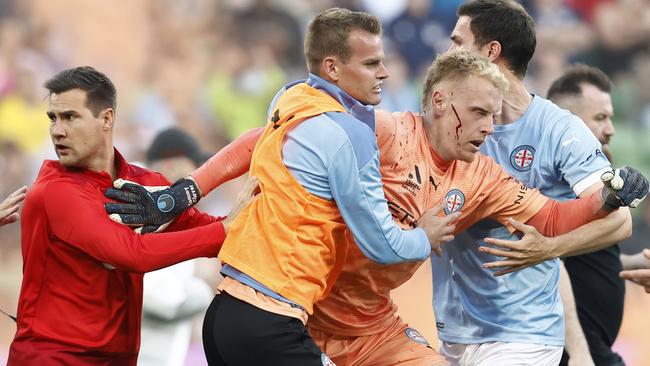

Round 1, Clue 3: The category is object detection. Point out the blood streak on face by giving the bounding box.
[451,104,463,140]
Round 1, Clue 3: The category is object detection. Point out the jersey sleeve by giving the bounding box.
[551,115,611,196]
[374,109,399,160]
[327,119,431,264]
[43,180,225,273]
[190,127,262,196]
[375,110,416,172]
[479,157,549,232]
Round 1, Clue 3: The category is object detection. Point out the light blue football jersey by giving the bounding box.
[431,95,611,345]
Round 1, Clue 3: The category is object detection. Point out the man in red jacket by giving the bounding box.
[7,66,255,366]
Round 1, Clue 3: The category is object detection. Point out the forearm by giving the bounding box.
[526,190,608,238]
[550,207,631,258]
[190,127,262,195]
[559,262,594,364]
[330,147,430,264]
[78,220,226,273]
[49,195,224,272]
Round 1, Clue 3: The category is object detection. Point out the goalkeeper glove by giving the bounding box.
[600,166,648,212]
[104,177,201,233]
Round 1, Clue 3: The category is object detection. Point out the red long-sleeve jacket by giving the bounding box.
[8,151,225,366]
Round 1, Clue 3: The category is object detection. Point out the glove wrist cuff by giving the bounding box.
[174,178,201,207]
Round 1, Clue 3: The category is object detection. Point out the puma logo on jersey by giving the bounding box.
[429,176,440,191]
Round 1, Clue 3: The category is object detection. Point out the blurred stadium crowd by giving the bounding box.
[0,0,649,364]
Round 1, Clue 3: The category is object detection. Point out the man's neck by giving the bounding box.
[495,69,533,125]
[88,146,117,181]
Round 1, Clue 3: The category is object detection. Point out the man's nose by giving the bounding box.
[483,117,494,135]
[50,120,66,137]
[377,62,389,80]
[603,119,615,138]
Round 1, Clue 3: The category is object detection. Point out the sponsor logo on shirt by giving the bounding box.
[388,201,417,228]
[514,183,529,205]
[405,327,430,345]
[444,189,465,214]
[509,145,536,172]
[579,148,603,166]
[402,165,422,194]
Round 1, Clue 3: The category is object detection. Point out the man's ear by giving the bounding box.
[320,56,340,82]
[485,40,502,62]
[431,90,447,114]
[101,108,115,131]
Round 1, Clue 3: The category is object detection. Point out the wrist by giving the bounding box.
[186,175,203,197]
[547,235,564,259]
[596,188,619,214]
[173,178,201,207]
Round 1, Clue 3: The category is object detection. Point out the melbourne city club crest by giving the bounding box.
[510,145,535,172]
[444,189,465,215]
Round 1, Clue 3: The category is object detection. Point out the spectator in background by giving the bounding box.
[386,0,447,77]
[0,67,49,153]
[588,0,650,78]
[378,51,419,112]
[0,186,26,227]
[137,128,216,366]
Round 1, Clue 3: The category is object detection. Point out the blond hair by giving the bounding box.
[304,8,382,73]
[421,50,509,111]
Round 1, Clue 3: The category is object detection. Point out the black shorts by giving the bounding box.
[202,291,327,366]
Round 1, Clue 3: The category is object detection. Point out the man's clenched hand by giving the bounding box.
[601,166,648,211]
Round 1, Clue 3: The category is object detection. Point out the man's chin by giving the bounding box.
[460,152,477,163]
[362,95,381,106]
[58,157,77,167]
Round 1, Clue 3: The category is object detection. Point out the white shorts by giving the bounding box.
[440,341,563,366]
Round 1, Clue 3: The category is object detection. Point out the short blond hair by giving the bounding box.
[304,8,382,73]
[421,50,509,111]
